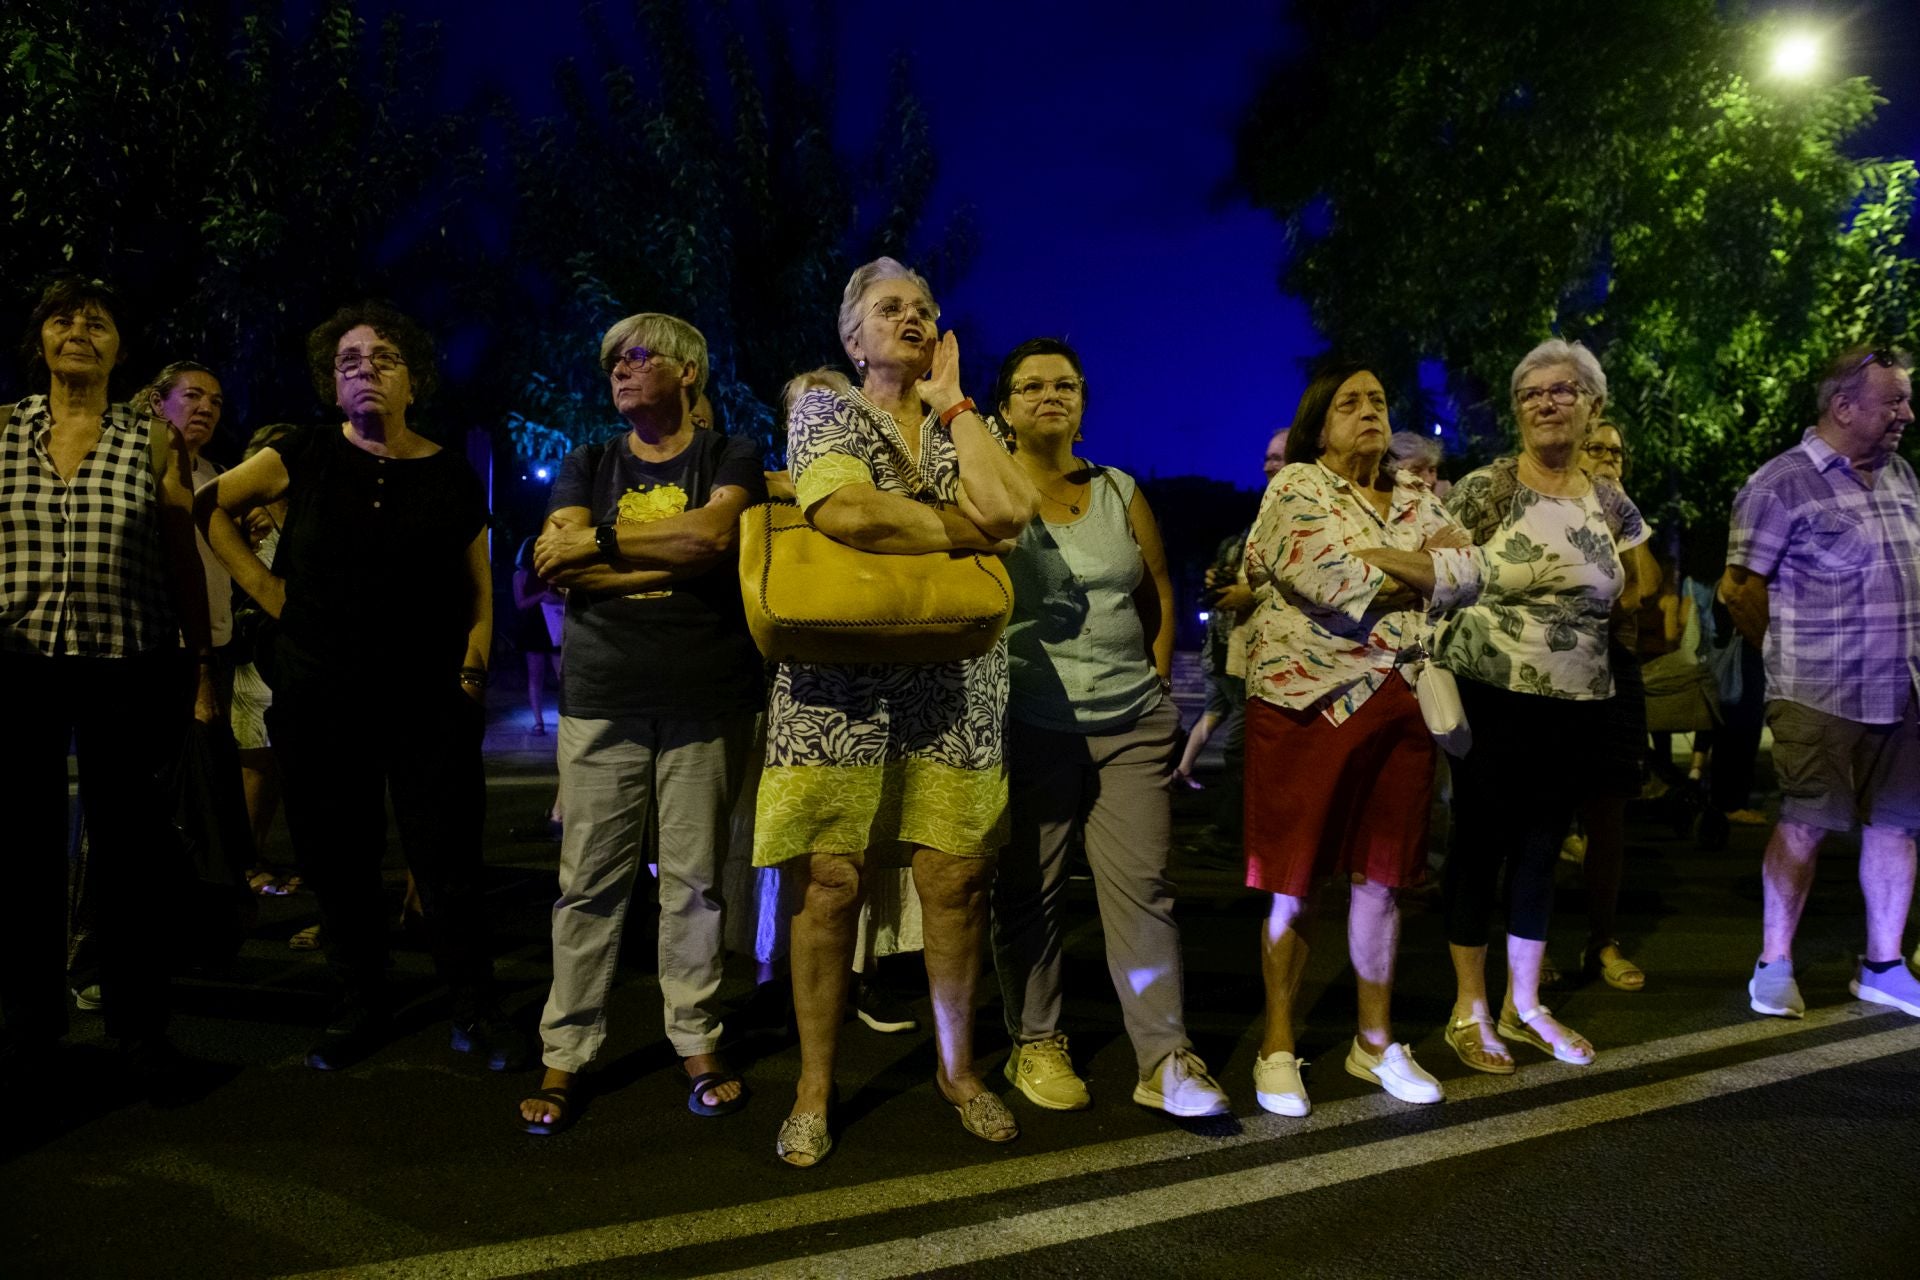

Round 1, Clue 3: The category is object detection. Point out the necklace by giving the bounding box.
[1035,464,1091,515]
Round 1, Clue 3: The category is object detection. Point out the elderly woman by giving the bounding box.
[1569,417,1655,991]
[1435,339,1647,1072]
[196,302,525,1074]
[1387,429,1446,495]
[990,337,1228,1119]
[1241,362,1480,1115]
[1,277,212,1085]
[757,258,1038,1166]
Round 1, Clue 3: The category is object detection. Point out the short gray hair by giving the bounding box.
[781,367,852,419]
[1387,430,1441,469]
[598,312,709,403]
[837,257,939,358]
[1510,338,1607,413]
[1817,345,1913,416]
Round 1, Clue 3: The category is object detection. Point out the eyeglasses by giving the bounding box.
[1011,378,1084,400]
[607,346,678,373]
[866,296,938,325]
[334,350,407,375]
[1516,381,1582,409]
[1581,442,1625,462]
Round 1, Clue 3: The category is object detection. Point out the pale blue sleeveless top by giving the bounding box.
[1005,465,1162,733]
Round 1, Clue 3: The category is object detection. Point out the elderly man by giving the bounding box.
[515,313,768,1134]
[1723,346,1920,1019]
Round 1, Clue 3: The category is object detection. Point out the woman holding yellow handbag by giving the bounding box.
[756,258,1039,1167]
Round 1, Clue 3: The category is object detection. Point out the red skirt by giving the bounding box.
[1243,676,1436,897]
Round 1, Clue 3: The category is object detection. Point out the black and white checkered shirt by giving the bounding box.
[1,395,179,657]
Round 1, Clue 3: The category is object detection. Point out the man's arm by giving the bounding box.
[1719,564,1770,648]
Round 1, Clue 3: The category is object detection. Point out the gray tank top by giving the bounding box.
[1004,465,1162,733]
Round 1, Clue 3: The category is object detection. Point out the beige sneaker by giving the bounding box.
[1004,1032,1091,1110]
[1133,1048,1230,1117]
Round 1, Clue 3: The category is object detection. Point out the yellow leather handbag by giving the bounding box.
[737,501,1014,665]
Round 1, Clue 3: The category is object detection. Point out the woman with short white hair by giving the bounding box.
[756,258,1039,1166]
[1435,338,1646,1074]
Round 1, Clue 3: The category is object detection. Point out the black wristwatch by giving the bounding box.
[594,523,620,558]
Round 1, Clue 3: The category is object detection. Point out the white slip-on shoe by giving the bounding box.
[1344,1037,1443,1104]
[1133,1048,1231,1117]
[1252,1049,1310,1117]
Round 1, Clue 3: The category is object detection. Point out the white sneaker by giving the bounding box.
[1252,1049,1310,1116]
[1344,1038,1443,1104]
[1004,1032,1091,1110]
[1133,1048,1230,1117]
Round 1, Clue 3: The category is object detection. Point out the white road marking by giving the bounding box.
[271,1003,1904,1280]
[698,1021,1920,1280]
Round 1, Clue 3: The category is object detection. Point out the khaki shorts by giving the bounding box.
[1766,697,1920,832]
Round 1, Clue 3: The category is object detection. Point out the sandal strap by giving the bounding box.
[1513,1005,1550,1025]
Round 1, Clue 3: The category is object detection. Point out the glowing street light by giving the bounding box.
[1771,31,1821,80]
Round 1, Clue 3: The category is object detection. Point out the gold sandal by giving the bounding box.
[1583,942,1646,992]
[1446,1013,1515,1075]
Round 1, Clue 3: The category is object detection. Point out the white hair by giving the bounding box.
[598,312,709,402]
[1387,430,1441,469]
[837,257,939,359]
[1510,338,1607,413]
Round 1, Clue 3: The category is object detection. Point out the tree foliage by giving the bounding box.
[1238,0,1918,526]
[501,0,974,466]
[0,1,480,435]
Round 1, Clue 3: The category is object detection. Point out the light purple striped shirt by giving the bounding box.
[1728,428,1920,724]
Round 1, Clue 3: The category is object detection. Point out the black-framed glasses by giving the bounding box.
[1581,442,1625,462]
[1516,381,1582,409]
[866,296,938,325]
[1011,377,1084,400]
[334,350,406,375]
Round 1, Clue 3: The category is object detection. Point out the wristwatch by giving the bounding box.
[594,523,619,557]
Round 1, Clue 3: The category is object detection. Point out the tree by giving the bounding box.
[1237,0,1918,526]
[500,0,974,468]
[0,1,483,440]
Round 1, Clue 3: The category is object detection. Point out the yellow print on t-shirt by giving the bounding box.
[617,483,688,599]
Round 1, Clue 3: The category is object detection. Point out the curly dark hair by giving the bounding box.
[993,336,1089,415]
[1283,358,1380,466]
[19,275,132,391]
[305,300,439,407]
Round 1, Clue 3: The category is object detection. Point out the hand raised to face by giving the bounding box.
[916,330,966,418]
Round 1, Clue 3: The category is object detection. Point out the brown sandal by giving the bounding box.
[1446,1013,1515,1075]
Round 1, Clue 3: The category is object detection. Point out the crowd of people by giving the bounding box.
[4,264,1918,1166]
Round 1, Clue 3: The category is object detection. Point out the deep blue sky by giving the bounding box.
[422,0,1917,487]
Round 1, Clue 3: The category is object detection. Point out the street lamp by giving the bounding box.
[1770,31,1821,79]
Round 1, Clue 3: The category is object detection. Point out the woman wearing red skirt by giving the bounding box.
[1240,360,1481,1116]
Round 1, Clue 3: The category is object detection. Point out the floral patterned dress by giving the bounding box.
[752,386,1010,866]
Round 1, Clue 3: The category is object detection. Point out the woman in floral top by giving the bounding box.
[1241,362,1481,1117]
[755,259,1038,1167]
[1435,339,1648,1074]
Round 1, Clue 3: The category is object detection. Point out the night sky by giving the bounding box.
[420,0,1918,488]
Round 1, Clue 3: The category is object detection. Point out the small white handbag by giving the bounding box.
[1410,658,1473,757]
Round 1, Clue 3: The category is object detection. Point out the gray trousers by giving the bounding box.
[991,696,1190,1075]
[539,710,754,1071]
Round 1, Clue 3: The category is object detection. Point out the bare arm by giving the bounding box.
[460,530,492,699]
[531,505,671,592]
[1720,564,1769,648]
[915,331,1038,538]
[511,568,547,611]
[1126,487,1176,679]
[157,424,216,718]
[809,484,1011,556]
[193,444,290,620]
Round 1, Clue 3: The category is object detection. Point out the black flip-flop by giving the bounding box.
[687,1070,749,1117]
[521,1086,575,1135]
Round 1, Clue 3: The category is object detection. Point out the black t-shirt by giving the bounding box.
[269,425,490,690]
[548,429,768,718]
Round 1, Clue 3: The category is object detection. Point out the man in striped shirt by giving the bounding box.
[1723,346,1920,1021]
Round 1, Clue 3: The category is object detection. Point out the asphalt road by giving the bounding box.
[8,701,1919,1279]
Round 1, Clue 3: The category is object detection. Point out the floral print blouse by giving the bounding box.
[1435,460,1648,700]
[1244,462,1480,725]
